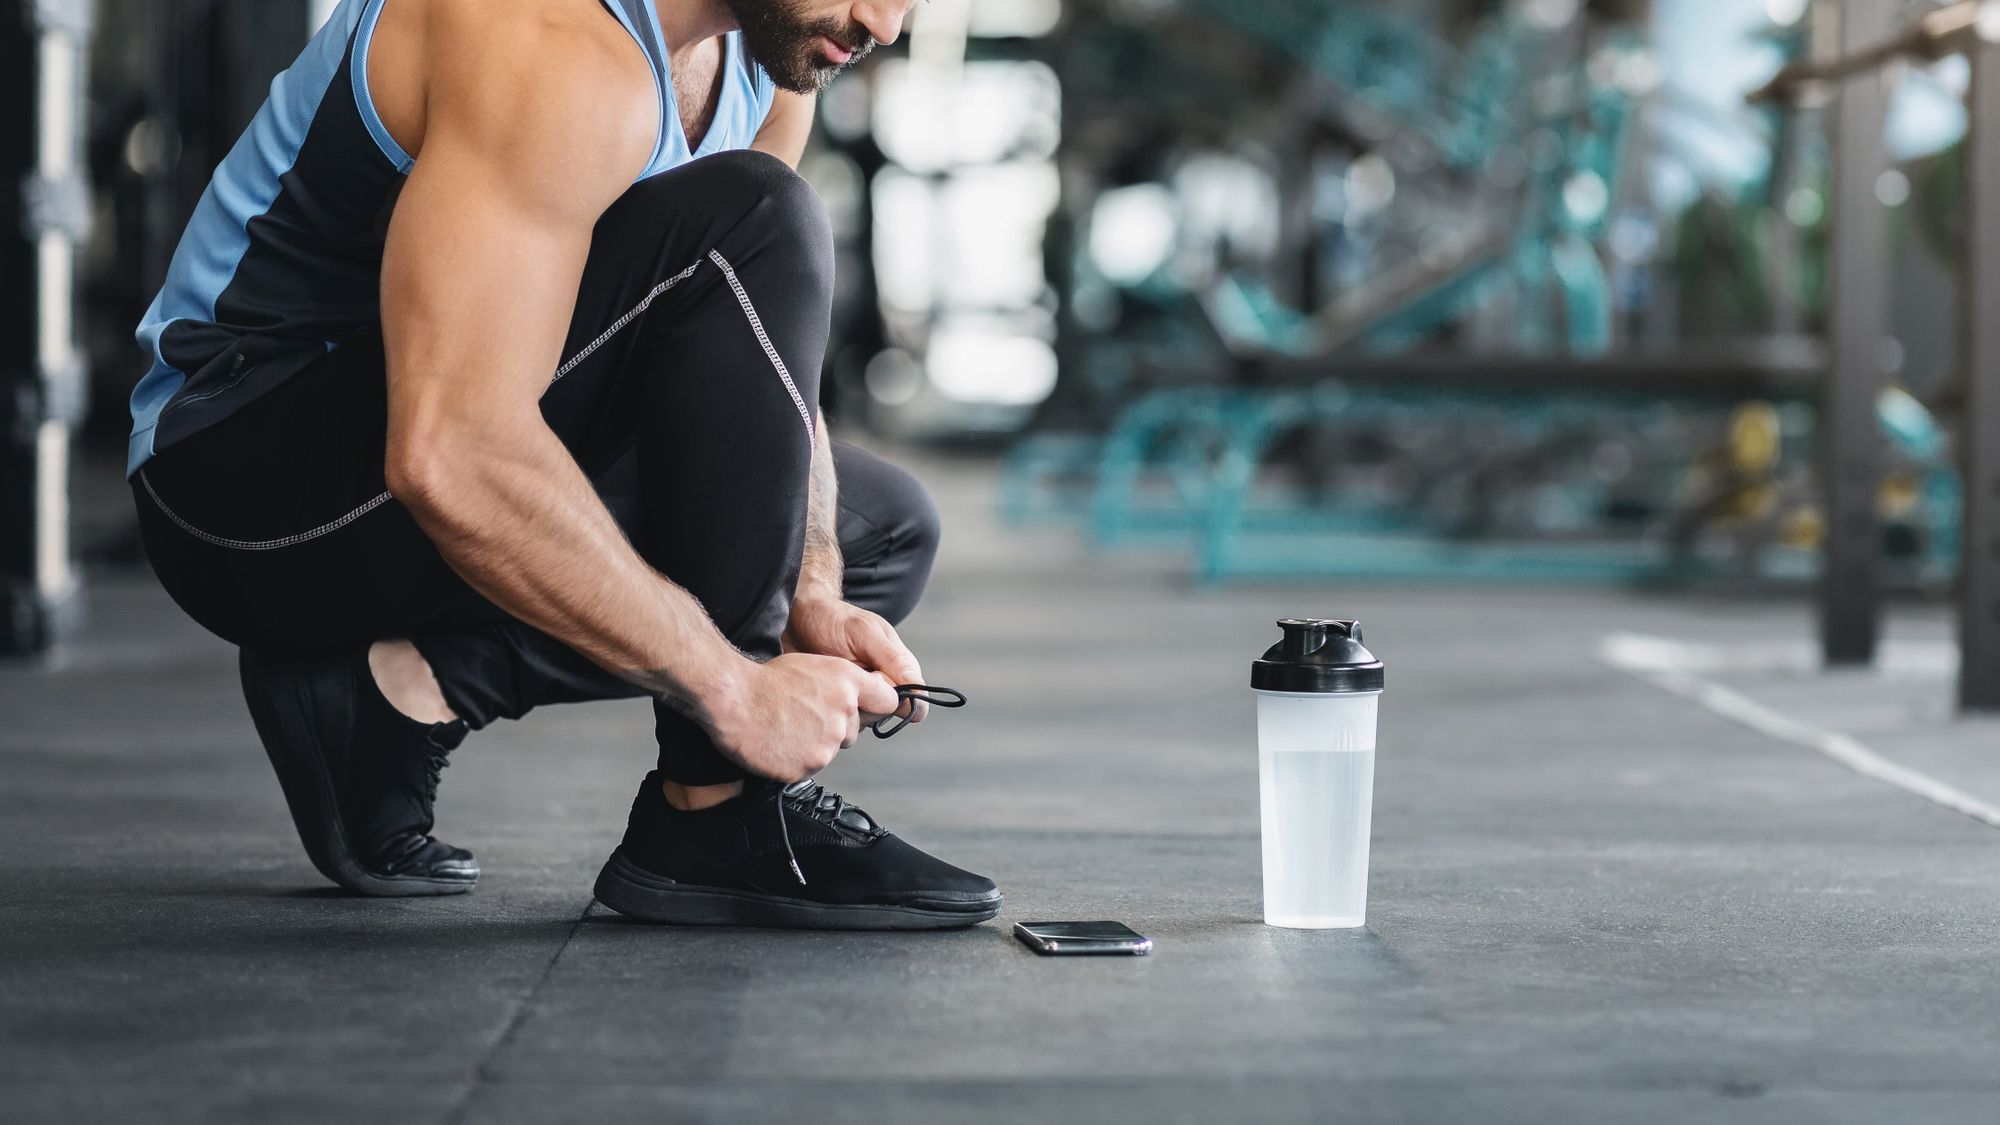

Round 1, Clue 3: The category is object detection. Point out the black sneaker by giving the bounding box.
[593,772,1002,930]
[239,647,478,896]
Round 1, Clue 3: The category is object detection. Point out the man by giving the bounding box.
[126,0,1001,930]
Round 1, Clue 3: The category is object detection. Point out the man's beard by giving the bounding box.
[721,0,875,94]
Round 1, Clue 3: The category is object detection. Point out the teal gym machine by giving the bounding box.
[1004,0,1661,563]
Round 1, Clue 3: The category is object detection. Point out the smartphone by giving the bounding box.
[1012,920,1153,956]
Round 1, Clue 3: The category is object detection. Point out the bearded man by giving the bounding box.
[125,0,1000,930]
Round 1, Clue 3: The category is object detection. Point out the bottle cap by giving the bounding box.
[1251,619,1384,694]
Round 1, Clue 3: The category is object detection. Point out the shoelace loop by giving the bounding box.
[868,684,967,740]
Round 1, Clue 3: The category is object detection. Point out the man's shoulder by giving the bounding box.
[420,0,655,118]
[417,0,658,172]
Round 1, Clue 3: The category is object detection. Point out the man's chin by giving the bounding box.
[770,63,841,96]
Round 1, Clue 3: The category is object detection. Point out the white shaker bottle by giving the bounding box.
[1253,618,1385,929]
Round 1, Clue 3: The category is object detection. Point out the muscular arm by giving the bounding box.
[376,18,900,770]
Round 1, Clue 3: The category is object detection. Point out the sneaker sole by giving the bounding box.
[592,851,1001,930]
[240,649,478,898]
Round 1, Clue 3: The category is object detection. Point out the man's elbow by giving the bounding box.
[386,449,447,515]
[384,415,469,516]
[385,397,541,517]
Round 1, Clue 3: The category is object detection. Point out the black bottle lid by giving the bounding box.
[1251,619,1384,694]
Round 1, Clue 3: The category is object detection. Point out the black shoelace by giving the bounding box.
[774,779,850,885]
[776,684,967,885]
[418,724,463,811]
[419,746,450,810]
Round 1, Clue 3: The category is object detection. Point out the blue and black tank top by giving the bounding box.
[127,0,778,476]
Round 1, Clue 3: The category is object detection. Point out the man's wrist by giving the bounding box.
[793,584,844,611]
[684,646,756,736]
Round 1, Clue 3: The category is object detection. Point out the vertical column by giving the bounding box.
[1,0,91,657]
[1818,0,1891,667]
[1963,34,2000,711]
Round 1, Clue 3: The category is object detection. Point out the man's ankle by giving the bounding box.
[367,639,459,725]
[661,779,745,811]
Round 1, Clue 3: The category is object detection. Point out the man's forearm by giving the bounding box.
[796,415,844,603]
[392,414,749,721]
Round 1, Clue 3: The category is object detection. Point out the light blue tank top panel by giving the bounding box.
[593,0,778,178]
[348,0,777,179]
[127,0,778,475]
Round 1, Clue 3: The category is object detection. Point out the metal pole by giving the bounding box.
[1,0,90,657]
[1819,0,1891,668]
[1963,34,2000,710]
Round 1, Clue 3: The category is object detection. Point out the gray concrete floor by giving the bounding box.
[5,453,2000,1124]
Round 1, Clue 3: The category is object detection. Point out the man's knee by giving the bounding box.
[668,150,833,291]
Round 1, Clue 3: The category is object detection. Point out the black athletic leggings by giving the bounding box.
[132,150,940,786]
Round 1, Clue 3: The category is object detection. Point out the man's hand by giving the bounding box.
[709,654,901,780]
[785,597,930,726]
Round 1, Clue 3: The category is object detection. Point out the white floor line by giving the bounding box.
[1601,632,2000,832]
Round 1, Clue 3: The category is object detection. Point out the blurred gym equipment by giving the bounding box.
[999,0,1999,714]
